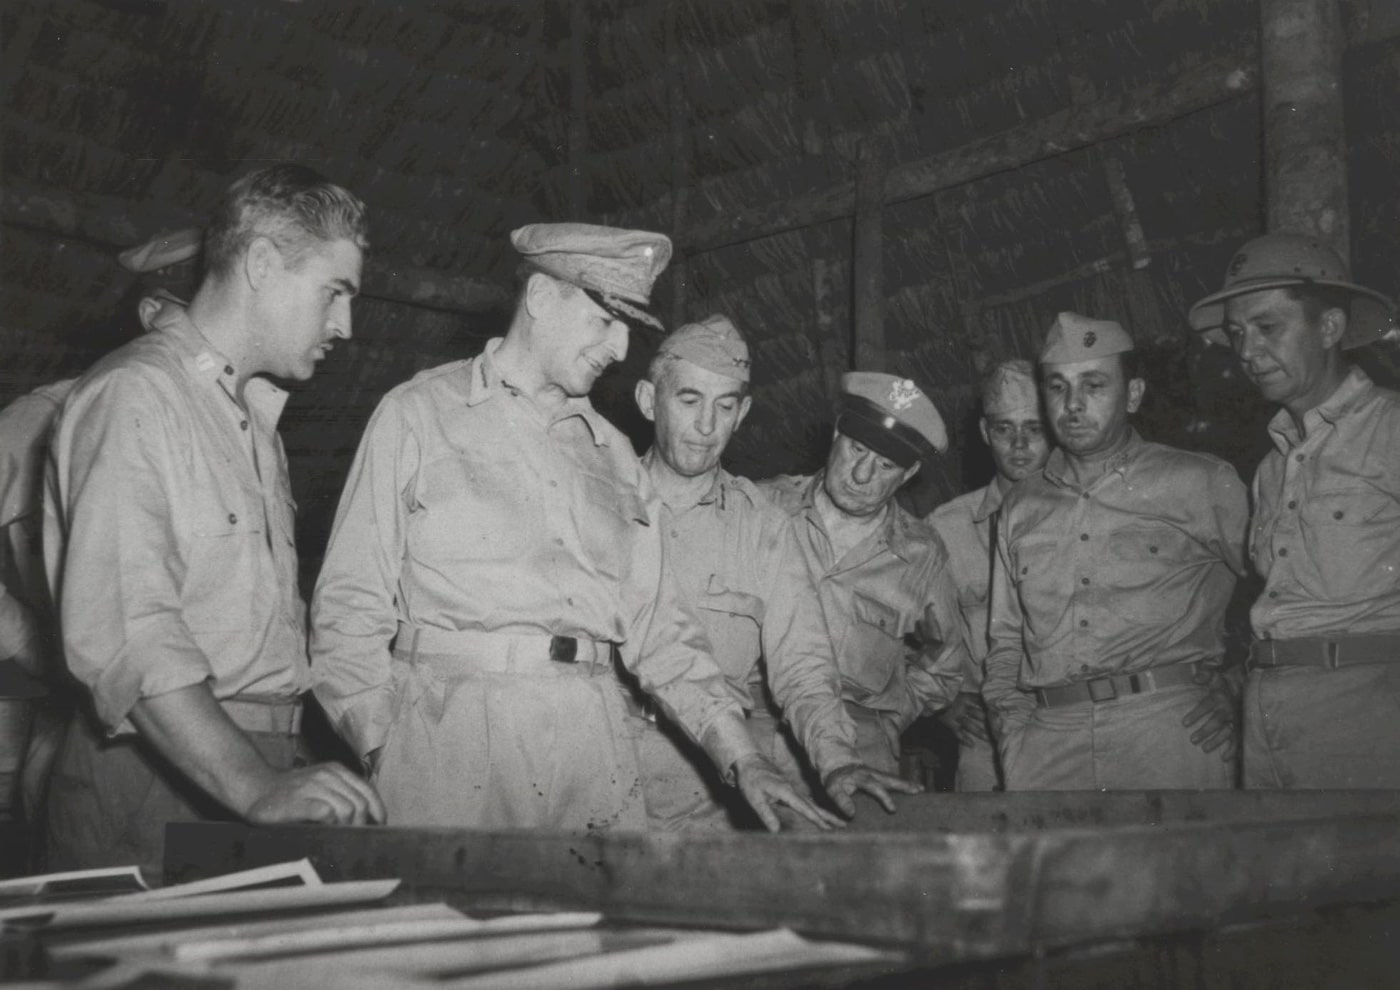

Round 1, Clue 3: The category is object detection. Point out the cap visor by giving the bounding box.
[585,289,665,333]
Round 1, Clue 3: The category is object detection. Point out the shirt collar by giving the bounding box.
[641,452,754,512]
[804,469,914,561]
[972,480,1006,524]
[1266,365,1372,454]
[1043,427,1143,490]
[159,306,288,421]
[467,337,612,447]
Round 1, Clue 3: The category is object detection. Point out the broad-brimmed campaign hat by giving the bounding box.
[1189,233,1395,350]
[511,222,672,332]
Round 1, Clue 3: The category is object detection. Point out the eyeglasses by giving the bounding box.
[986,422,1045,442]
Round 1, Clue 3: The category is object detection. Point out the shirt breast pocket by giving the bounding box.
[842,591,905,698]
[696,581,765,673]
[1300,487,1398,600]
[1103,525,1192,623]
[418,453,528,561]
[579,475,648,585]
[185,506,262,631]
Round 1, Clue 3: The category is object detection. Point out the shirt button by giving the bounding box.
[1081,577,1090,586]
[554,538,564,547]
[224,365,234,376]
[240,420,249,431]
[1278,547,1288,557]
[1268,590,1279,599]
[1079,619,1088,628]
[1080,663,1090,672]
[1287,500,1297,509]
[549,480,558,488]
[1295,453,1305,462]
[227,513,237,524]
[1332,510,1344,520]
[1149,546,1158,554]
[1080,533,1089,542]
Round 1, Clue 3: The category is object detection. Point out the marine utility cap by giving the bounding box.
[835,371,947,469]
[656,314,751,383]
[511,222,672,332]
[1040,312,1135,365]
[981,359,1038,415]
[1189,233,1396,350]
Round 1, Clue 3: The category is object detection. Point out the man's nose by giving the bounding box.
[852,452,876,484]
[606,320,630,362]
[696,403,716,436]
[329,299,353,340]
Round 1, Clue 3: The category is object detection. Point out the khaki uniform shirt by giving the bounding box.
[1250,367,1400,639]
[983,430,1248,722]
[311,340,751,771]
[928,481,1004,693]
[644,453,859,777]
[1,380,74,667]
[760,472,966,731]
[44,308,309,733]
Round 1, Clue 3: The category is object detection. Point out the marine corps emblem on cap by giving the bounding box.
[1040,312,1134,364]
[1188,233,1397,350]
[511,222,673,332]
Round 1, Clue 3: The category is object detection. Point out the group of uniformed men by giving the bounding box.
[2,164,1397,880]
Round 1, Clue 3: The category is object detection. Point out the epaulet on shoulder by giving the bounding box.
[897,504,943,543]
[1149,439,1234,475]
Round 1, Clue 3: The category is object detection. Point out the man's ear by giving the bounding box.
[734,394,754,430]
[244,236,279,291]
[978,416,991,447]
[1126,377,1147,414]
[522,271,555,319]
[901,461,921,485]
[1318,306,1348,350]
[634,378,657,421]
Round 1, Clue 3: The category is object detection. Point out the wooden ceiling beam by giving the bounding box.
[0,179,509,314]
[679,52,1258,255]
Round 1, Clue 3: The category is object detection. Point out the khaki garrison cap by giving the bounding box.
[1040,312,1134,364]
[511,222,672,332]
[836,371,948,469]
[655,314,751,383]
[981,359,1038,414]
[117,227,202,299]
[1188,233,1396,350]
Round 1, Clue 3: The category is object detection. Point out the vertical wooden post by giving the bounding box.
[666,0,689,328]
[852,137,888,372]
[1260,0,1348,259]
[568,0,589,218]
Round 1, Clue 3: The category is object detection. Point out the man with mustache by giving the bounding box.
[44,164,384,877]
[312,225,833,832]
[982,313,1248,790]
[761,373,968,777]
[630,315,916,828]
[1190,234,1400,787]
[928,360,1052,791]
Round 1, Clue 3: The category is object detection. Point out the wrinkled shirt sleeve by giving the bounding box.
[907,562,970,716]
[982,517,1035,732]
[618,483,757,780]
[46,370,214,731]
[759,519,861,777]
[311,397,418,757]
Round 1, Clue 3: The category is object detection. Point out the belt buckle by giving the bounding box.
[1086,677,1118,703]
[1323,640,1341,669]
[549,636,578,664]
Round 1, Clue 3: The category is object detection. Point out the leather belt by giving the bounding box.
[1033,662,1205,709]
[1248,634,1400,670]
[395,623,610,675]
[221,697,302,735]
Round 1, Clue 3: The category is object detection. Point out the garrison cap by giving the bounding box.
[981,358,1038,415]
[1188,233,1396,350]
[1040,312,1134,365]
[118,227,202,297]
[511,222,672,332]
[655,314,751,383]
[836,371,947,469]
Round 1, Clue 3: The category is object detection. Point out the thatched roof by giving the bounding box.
[4,0,1399,567]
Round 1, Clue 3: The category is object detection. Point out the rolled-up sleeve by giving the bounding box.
[311,397,417,757]
[46,371,213,732]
